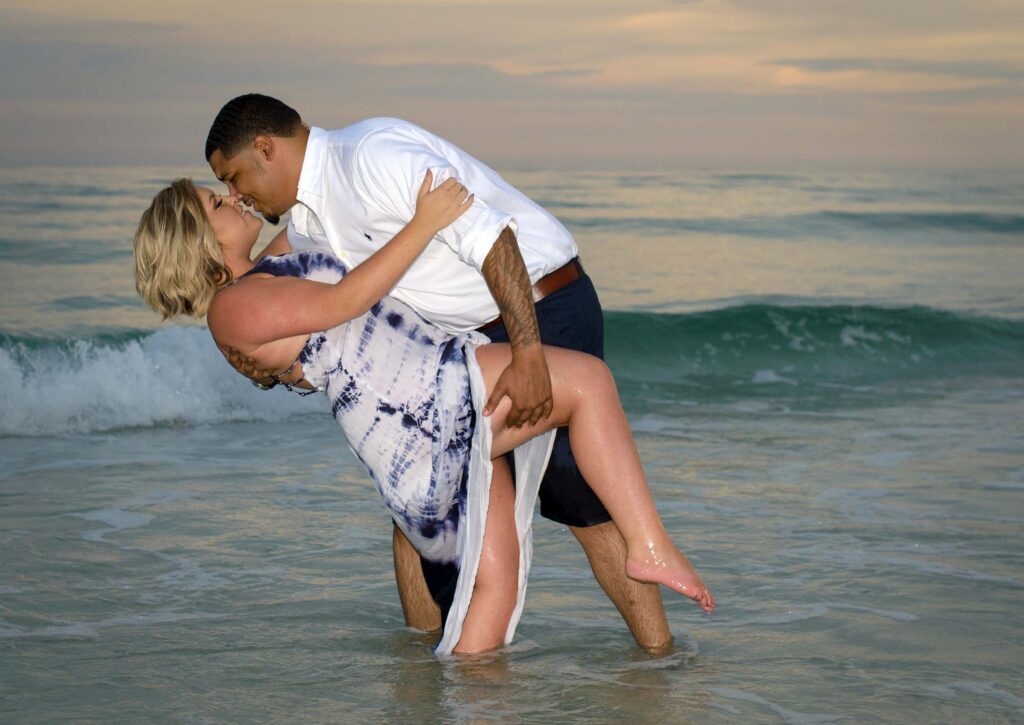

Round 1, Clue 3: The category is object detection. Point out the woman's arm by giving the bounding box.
[210,171,471,347]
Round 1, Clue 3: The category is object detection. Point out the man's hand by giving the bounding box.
[483,343,553,427]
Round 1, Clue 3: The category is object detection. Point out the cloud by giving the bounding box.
[771,58,1024,82]
[0,0,1022,166]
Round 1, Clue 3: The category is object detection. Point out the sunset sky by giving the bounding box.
[1,0,1022,168]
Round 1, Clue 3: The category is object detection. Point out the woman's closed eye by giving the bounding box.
[214,197,223,210]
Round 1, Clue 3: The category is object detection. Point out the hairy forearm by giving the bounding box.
[481,226,541,352]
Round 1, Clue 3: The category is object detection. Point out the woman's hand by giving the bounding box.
[412,169,474,234]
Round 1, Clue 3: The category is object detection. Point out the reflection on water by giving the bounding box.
[1,166,1023,722]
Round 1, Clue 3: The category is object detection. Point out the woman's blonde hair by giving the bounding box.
[133,178,232,319]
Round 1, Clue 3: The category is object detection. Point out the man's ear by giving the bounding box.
[253,135,275,162]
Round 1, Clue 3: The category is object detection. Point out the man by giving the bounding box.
[205,93,672,651]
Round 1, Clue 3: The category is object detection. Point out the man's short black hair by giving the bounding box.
[204,93,302,161]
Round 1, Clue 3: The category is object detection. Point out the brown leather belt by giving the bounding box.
[477,257,584,332]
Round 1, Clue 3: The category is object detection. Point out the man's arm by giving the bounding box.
[481,226,553,427]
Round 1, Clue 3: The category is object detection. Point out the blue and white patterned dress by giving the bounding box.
[247,251,555,654]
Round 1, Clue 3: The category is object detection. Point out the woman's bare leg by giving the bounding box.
[453,456,520,653]
[474,344,715,613]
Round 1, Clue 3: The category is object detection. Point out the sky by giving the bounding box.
[1,0,1022,168]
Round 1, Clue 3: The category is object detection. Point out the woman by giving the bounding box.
[133,172,714,655]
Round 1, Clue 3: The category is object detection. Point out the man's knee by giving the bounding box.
[571,520,626,558]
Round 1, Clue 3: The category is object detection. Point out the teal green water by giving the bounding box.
[1,166,1023,722]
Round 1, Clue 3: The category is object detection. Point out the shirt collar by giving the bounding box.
[297,126,329,202]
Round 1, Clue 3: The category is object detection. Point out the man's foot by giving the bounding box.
[625,546,715,613]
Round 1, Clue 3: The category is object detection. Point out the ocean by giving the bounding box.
[1,165,1022,723]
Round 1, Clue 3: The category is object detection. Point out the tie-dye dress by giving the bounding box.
[246,250,555,655]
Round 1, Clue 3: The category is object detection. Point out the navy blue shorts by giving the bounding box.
[482,269,612,528]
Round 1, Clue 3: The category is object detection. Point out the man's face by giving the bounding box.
[208,142,282,225]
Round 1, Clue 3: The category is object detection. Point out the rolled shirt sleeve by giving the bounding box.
[352,131,516,271]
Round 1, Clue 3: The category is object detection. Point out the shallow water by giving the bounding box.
[1,166,1023,723]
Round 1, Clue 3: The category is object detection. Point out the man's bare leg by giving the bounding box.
[570,521,673,652]
[392,524,441,632]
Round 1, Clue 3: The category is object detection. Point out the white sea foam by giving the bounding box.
[711,687,852,724]
[0,326,324,436]
[712,601,918,628]
[921,681,1024,713]
[839,324,883,347]
[0,609,231,639]
[751,368,797,385]
[74,508,154,542]
[768,311,816,352]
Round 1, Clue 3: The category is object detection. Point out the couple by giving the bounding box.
[133,93,714,655]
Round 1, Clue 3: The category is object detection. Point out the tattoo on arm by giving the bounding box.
[481,226,541,351]
[218,344,289,386]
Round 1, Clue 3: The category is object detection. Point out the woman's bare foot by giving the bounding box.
[625,545,715,613]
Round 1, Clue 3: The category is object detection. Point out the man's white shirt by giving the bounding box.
[287,119,578,334]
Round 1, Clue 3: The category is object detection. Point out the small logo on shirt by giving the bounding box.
[363,232,372,241]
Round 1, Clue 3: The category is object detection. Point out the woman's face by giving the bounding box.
[196,185,263,253]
